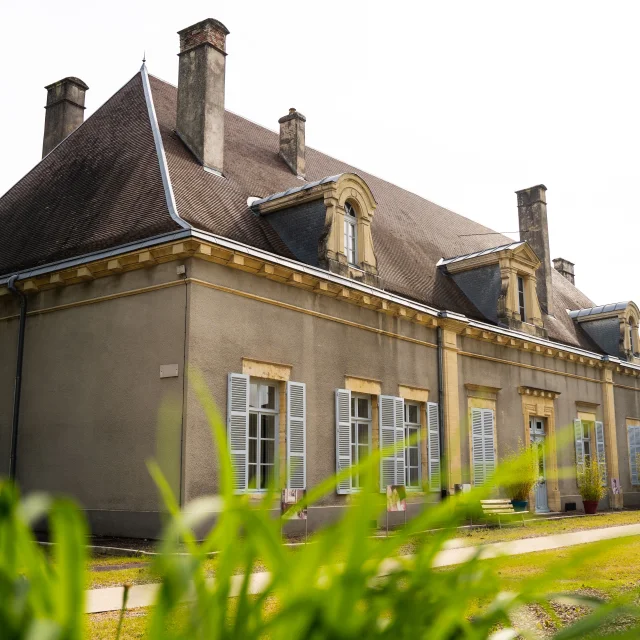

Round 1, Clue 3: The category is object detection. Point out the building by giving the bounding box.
[1,18,639,537]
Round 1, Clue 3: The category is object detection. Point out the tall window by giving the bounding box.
[517,275,526,322]
[248,380,278,490]
[404,402,421,488]
[350,394,371,488]
[630,320,638,355]
[344,202,357,266]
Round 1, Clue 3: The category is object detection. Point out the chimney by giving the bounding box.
[176,18,230,175]
[42,77,89,158]
[553,257,575,285]
[278,108,306,178]
[516,184,553,315]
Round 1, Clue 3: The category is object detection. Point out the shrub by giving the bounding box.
[502,440,537,502]
[578,456,606,502]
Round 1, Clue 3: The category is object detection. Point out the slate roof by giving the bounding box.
[569,302,629,320]
[0,69,601,350]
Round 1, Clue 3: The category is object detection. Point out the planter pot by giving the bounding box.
[511,500,529,512]
[583,500,599,515]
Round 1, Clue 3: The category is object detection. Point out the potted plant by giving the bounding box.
[503,442,536,512]
[578,456,606,514]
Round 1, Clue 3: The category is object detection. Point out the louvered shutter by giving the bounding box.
[379,395,397,491]
[629,425,640,485]
[335,389,352,494]
[427,402,441,492]
[287,381,306,489]
[574,419,585,476]
[394,397,406,488]
[227,373,249,492]
[595,420,607,486]
[471,408,484,485]
[482,409,496,482]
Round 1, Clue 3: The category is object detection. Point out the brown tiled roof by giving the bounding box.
[0,74,181,276]
[0,71,598,350]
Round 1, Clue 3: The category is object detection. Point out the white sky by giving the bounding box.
[1,1,637,306]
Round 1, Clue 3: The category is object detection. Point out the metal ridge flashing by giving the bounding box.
[140,63,190,230]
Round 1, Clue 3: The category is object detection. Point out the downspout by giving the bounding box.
[437,325,447,499]
[7,275,27,482]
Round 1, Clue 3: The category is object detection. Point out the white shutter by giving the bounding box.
[287,381,306,489]
[482,409,496,483]
[394,397,406,488]
[227,373,249,492]
[335,389,352,494]
[574,419,585,476]
[629,425,640,485]
[471,408,495,486]
[471,408,484,485]
[379,395,397,491]
[427,402,441,492]
[595,420,607,486]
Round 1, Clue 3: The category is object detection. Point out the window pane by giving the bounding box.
[249,439,257,464]
[249,383,259,409]
[408,404,418,424]
[358,443,369,462]
[248,464,257,489]
[261,414,275,439]
[260,465,273,489]
[409,468,419,485]
[351,397,356,418]
[409,448,418,466]
[358,423,369,446]
[357,397,369,419]
[258,385,276,410]
[249,413,258,438]
[261,439,275,464]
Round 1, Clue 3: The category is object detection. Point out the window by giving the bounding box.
[517,275,526,322]
[404,402,421,488]
[574,417,606,485]
[248,380,278,490]
[630,320,638,356]
[344,202,357,266]
[350,394,371,489]
[628,422,640,485]
[582,420,593,464]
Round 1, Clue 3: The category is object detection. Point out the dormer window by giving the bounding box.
[517,275,526,322]
[344,202,357,266]
[630,319,638,356]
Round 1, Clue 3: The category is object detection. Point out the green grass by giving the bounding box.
[83,511,640,589]
[87,536,640,639]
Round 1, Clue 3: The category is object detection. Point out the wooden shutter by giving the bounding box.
[595,420,607,486]
[629,425,640,485]
[287,381,306,489]
[227,373,249,492]
[335,389,352,494]
[427,402,441,492]
[471,408,484,485]
[472,408,495,486]
[394,397,406,488]
[574,419,585,476]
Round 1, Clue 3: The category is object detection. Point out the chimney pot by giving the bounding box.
[42,77,89,158]
[278,108,306,178]
[553,257,575,285]
[176,18,230,174]
[516,184,553,315]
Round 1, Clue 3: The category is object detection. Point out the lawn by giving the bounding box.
[87,534,640,638]
[85,511,640,589]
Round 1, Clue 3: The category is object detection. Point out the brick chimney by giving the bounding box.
[42,77,89,158]
[553,257,575,285]
[278,108,306,178]
[176,18,230,175]
[516,184,553,316]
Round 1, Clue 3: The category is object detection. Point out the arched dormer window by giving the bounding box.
[344,202,358,266]
[629,318,639,357]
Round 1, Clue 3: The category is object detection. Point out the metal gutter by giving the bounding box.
[0,229,191,286]
[436,326,447,499]
[140,63,190,230]
[7,275,27,481]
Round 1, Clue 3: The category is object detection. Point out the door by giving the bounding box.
[530,418,549,513]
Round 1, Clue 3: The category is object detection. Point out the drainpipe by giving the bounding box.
[437,325,447,499]
[7,275,27,482]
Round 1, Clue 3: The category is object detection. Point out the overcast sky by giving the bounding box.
[1,1,637,306]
